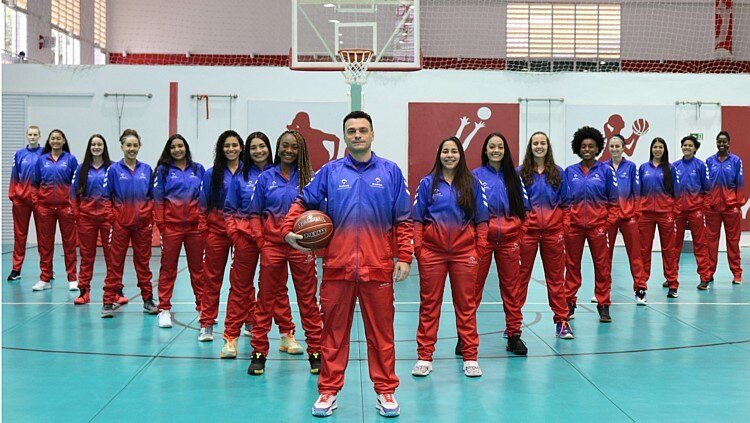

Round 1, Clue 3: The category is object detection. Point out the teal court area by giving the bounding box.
[3,245,750,422]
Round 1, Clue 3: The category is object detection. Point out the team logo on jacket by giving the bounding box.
[370,177,384,189]
[138,173,148,180]
[270,180,278,189]
[338,179,351,190]
[119,173,128,180]
[468,256,477,265]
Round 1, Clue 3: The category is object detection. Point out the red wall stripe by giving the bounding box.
[169,82,178,136]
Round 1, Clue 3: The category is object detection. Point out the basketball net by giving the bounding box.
[339,49,374,85]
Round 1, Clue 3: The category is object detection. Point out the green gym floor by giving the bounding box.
[3,245,750,422]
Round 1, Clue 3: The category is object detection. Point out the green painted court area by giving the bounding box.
[3,246,750,422]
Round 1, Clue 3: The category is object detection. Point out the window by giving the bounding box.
[51,28,80,65]
[507,3,621,59]
[52,0,81,36]
[94,0,105,49]
[3,3,27,61]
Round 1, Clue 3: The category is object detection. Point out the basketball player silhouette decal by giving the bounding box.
[599,114,650,162]
[287,112,341,171]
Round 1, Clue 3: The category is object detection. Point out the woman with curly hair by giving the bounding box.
[563,126,620,323]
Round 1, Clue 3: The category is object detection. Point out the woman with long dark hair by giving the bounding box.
[563,126,620,323]
[517,131,572,347]
[604,135,648,304]
[222,132,296,359]
[31,129,78,292]
[101,129,157,318]
[70,134,113,304]
[153,134,205,328]
[471,132,531,356]
[246,130,323,375]
[197,130,244,341]
[412,136,488,378]
[639,137,680,298]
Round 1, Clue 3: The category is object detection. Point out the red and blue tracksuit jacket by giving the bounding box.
[282,153,414,282]
[473,165,529,241]
[70,164,111,219]
[674,157,710,212]
[33,151,79,206]
[223,164,269,241]
[105,160,154,227]
[412,173,490,254]
[519,166,567,233]
[9,145,42,204]
[563,161,620,228]
[248,165,304,243]
[153,162,205,228]
[638,162,680,215]
[200,164,243,234]
[603,158,640,219]
[706,153,746,211]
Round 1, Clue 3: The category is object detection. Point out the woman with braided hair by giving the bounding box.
[247,130,323,376]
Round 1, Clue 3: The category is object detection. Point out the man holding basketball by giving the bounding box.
[283,111,413,418]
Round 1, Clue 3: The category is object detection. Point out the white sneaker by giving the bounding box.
[68,281,79,291]
[376,393,400,417]
[158,310,172,328]
[590,296,597,303]
[32,281,51,291]
[463,360,483,377]
[198,326,213,342]
[411,360,432,376]
[312,393,338,417]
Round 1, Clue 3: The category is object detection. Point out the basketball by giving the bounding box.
[293,210,334,250]
[632,118,650,136]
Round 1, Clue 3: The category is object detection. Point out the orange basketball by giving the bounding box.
[293,210,334,250]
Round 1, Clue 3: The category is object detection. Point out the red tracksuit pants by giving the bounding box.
[675,210,712,283]
[77,215,112,290]
[250,243,322,354]
[200,233,295,330]
[639,212,678,289]
[318,279,398,395]
[104,222,154,304]
[476,238,523,335]
[565,225,612,306]
[705,208,743,282]
[417,247,479,361]
[157,224,204,311]
[36,204,77,282]
[519,230,568,324]
[608,217,648,291]
[224,237,295,339]
[11,201,38,272]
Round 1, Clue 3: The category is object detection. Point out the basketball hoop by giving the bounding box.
[339,49,374,85]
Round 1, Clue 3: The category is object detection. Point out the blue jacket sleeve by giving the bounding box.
[249,173,267,217]
[412,177,430,223]
[298,165,328,210]
[392,166,412,224]
[473,179,490,224]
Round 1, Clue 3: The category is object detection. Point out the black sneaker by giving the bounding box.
[309,352,322,375]
[709,277,714,283]
[101,304,116,318]
[635,289,647,305]
[662,281,669,288]
[697,282,710,290]
[248,352,267,375]
[506,334,528,356]
[7,270,21,281]
[454,338,463,356]
[597,305,612,323]
[143,298,159,314]
[667,289,679,298]
[567,302,576,320]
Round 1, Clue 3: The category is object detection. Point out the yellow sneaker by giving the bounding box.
[279,331,304,355]
[220,337,238,359]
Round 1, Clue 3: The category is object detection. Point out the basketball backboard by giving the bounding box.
[291,0,421,71]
